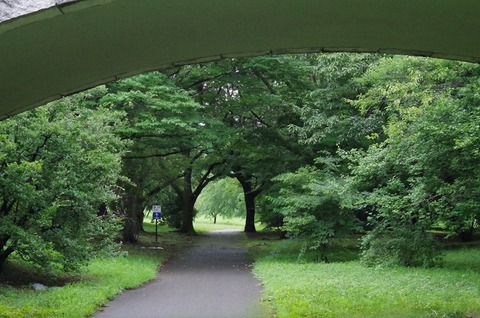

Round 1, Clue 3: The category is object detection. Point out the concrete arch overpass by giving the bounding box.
[1,0,480,120]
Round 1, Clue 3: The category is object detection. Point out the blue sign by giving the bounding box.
[152,205,162,220]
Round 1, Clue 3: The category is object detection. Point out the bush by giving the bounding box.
[361,225,443,267]
[0,93,127,272]
[265,167,357,249]
[157,190,184,229]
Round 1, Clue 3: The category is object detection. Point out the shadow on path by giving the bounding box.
[93,229,269,318]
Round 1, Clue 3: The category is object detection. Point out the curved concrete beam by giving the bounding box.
[1,0,480,119]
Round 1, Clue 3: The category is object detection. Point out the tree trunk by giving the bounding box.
[97,202,107,217]
[122,189,144,243]
[244,189,257,233]
[179,167,197,235]
[137,207,145,233]
[237,175,259,233]
[459,220,476,242]
[213,214,217,224]
[0,246,14,273]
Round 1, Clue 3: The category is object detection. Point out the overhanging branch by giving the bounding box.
[123,149,188,160]
[252,69,276,95]
[193,160,227,198]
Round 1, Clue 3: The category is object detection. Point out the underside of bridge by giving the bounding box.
[1,0,479,119]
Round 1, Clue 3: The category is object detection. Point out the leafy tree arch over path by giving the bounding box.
[1,0,480,119]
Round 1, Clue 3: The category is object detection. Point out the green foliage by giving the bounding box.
[290,53,381,148]
[170,56,314,232]
[266,165,355,250]
[102,72,208,152]
[196,178,244,221]
[4,53,479,273]
[105,71,234,235]
[348,56,480,265]
[259,53,382,249]
[155,187,184,229]
[360,226,442,268]
[0,90,126,271]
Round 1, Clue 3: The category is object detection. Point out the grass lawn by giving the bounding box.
[0,226,190,318]
[253,237,480,318]
[194,215,244,232]
[193,215,265,233]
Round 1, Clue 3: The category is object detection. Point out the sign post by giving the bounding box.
[152,205,162,242]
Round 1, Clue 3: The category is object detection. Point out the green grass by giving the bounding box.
[253,238,480,318]
[0,225,190,318]
[194,215,245,232]
[193,215,265,233]
[4,220,478,318]
[142,220,173,235]
[0,256,160,318]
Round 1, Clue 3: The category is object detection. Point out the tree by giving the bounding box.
[196,178,244,223]
[176,148,227,234]
[259,53,380,244]
[289,53,382,149]
[0,90,126,271]
[102,72,227,237]
[348,56,480,266]
[266,163,356,250]
[172,56,313,232]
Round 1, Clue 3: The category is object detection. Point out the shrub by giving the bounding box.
[361,225,443,267]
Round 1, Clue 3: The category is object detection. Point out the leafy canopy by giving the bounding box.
[0,90,127,271]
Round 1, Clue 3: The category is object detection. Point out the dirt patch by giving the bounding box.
[0,260,79,288]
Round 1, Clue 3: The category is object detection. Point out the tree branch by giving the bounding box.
[409,194,443,207]
[193,160,227,198]
[184,71,236,90]
[127,133,191,140]
[123,149,189,160]
[252,69,276,95]
[146,174,184,199]
[190,149,206,164]
[250,110,271,128]
[29,134,52,161]
[170,181,183,197]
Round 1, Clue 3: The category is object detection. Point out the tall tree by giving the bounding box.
[262,53,380,244]
[102,72,226,237]
[348,56,480,266]
[172,56,312,232]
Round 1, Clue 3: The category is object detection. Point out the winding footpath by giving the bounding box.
[93,230,269,318]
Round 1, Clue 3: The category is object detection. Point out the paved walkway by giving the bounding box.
[93,230,269,318]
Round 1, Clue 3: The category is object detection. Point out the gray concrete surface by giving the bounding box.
[0,0,76,22]
[93,230,269,318]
